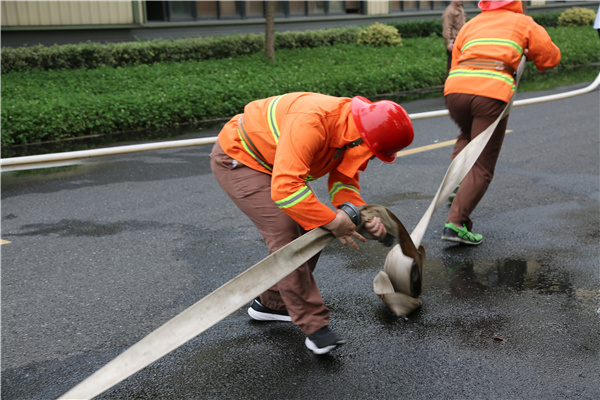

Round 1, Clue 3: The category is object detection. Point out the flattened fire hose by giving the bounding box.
[61,58,527,399]
[59,204,420,400]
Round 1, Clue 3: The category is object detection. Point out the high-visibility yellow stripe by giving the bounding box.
[329,182,359,202]
[268,95,283,144]
[275,186,312,209]
[461,38,523,54]
[237,127,273,172]
[447,68,515,90]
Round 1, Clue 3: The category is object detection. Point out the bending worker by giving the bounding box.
[442,0,560,245]
[210,92,414,354]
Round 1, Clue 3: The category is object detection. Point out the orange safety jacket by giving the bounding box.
[217,92,374,231]
[444,1,561,103]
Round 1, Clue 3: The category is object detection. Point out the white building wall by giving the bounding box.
[1,1,135,26]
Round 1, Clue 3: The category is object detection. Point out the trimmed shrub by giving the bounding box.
[557,7,596,27]
[275,27,360,49]
[1,27,362,74]
[387,19,442,39]
[357,23,402,47]
[531,11,561,28]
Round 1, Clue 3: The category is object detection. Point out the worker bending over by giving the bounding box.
[210,92,414,354]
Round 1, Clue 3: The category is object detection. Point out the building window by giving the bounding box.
[433,1,446,10]
[306,1,326,15]
[328,1,345,14]
[420,1,432,10]
[169,1,196,21]
[218,1,243,19]
[244,1,265,17]
[345,1,362,14]
[146,1,356,21]
[146,1,168,21]
[288,1,306,16]
[145,1,484,22]
[391,1,418,12]
[196,1,218,19]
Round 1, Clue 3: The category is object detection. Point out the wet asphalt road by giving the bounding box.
[2,83,599,400]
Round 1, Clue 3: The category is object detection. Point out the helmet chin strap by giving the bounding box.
[333,138,364,160]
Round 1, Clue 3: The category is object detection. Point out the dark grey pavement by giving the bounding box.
[1,82,599,399]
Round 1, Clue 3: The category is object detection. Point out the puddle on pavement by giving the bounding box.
[330,243,599,314]
[425,257,598,306]
[6,219,168,238]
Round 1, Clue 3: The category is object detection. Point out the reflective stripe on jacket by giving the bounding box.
[217,92,372,230]
[444,1,560,103]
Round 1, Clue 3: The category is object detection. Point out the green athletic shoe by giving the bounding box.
[441,223,483,245]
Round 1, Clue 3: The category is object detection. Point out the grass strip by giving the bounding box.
[2,26,599,150]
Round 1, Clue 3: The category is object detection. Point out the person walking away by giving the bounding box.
[210,92,414,354]
[441,0,560,245]
[442,1,466,77]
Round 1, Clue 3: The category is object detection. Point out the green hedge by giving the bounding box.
[531,11,562,28]
[387,19,443,39]
[1,27,361,74]
[1,35,443,147]
[0,12,564,74]
[3,25,598,149]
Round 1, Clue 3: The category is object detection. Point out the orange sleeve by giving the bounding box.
[524,18,561,71]
[270,114,337,231]
[327,169,366,210]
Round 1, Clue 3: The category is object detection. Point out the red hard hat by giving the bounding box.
[351,96,414,163]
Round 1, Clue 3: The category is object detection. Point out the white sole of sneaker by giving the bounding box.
[247,307,292,322]
[305,337,338,355]
[441,235,482,245]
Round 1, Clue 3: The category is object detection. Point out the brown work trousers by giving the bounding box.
[445,93,509,231]
[209,141,329,335]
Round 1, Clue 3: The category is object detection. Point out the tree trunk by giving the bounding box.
[265,2,275,62]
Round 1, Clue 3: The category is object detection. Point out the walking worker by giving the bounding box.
[442,0,466,76]
[442,0,561,245]
[210,92,414,354]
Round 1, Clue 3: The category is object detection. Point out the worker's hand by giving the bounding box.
[323,209,366,250]
[524,48,530,61]
[446,43,453,52]
[364,216,387,239]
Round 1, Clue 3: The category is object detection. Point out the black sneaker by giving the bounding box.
[305,326,345,355]
[247,298,292,322]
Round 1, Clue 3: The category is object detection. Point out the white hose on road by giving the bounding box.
[2,72,599,172]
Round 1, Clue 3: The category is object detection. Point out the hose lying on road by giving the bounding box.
[2,71,599,172]
[60,58,527,400]
[59,204,423,400]
[56,63,598,399]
